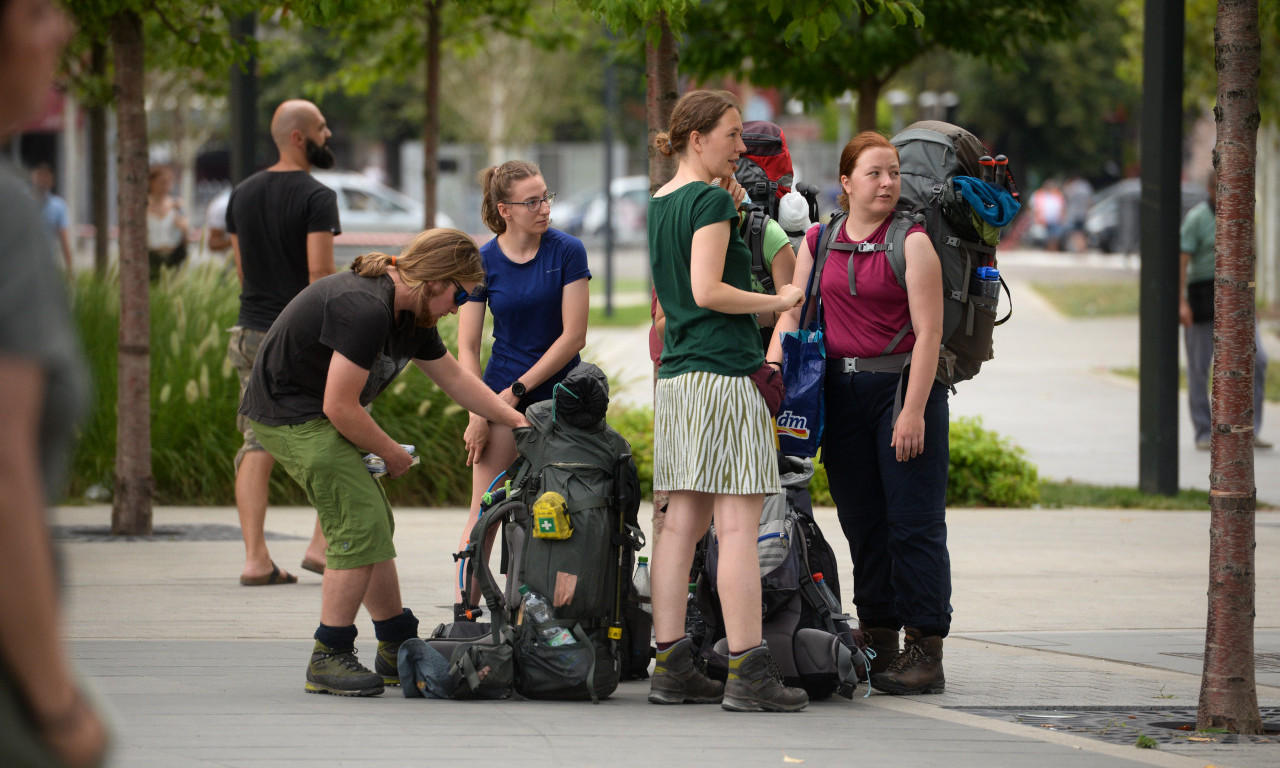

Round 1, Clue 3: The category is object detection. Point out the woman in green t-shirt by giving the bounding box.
[645,89,806,713]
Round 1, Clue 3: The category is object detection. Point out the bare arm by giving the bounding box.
[306,231,336,283]
[690,220,802,316]
[58,228,73,273]
[457,299,492,466]
[207,227,231,253]
[415,352,528,430]
[766,234,816,364]
[231,234,244,286]
[0,358,108,767]
[762,241,797,330]
[513,277,589,391]
[322,352,414,478]
[892,231,944,462]
[1178,251,1193,328]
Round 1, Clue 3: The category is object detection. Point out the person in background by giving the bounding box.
[240,229,527,696]
[204,188,231,255]
[0,0,110,765]
[226,99,338,586]
[771,131,951,696]
[454,160,590,617]
[146,165,189,280]
[29,162,73,272]
[646,89,806,713]
[1179,169,1271,451]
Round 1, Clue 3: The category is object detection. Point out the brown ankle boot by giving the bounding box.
[869,627,944,695]
[860,625,901,675]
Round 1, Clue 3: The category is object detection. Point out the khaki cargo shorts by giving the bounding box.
[228,325,267,469]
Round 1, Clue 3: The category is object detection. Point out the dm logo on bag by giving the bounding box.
[775,410,810,440]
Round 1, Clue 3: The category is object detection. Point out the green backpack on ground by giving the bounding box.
[459,362,644,703]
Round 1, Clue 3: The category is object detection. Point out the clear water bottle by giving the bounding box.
[812,572,841,614]
[684,582,705,643]
[633,556,652,615]
[518,585,576,646]
[973,266,1001,300]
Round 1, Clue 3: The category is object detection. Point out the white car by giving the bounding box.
[555,174,650,245]
[312,170,456,235]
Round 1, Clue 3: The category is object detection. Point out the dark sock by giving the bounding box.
[917,629,947,639]
[314,623,358,651]
[655,639,680,652]
[372,608,419,644]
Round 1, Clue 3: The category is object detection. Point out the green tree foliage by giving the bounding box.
[679,0,1074,131]
[950,0,1139,181]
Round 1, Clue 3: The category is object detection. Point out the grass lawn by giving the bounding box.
[1038,480,1214,510]
[587,302,653,327]
[1031,280,1140,317]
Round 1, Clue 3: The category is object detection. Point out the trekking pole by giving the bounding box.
[978,155,995,184]
[994,155,1008,188]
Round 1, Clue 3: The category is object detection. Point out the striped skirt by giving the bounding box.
[653,371,781,495]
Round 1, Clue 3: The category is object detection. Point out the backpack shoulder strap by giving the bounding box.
[800,211,844,327]
[740,206,773,294]
[883,211,920,292]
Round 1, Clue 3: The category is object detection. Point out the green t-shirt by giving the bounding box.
[747,217,791,294]
[649,182,764,379]
[1179,200,1215,286]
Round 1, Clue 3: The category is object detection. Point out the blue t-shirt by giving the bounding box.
[475,228,591,403]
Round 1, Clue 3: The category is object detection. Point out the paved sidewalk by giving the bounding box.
[55,503,1279,768]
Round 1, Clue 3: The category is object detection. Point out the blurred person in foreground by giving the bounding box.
[0,0,110,766]
[239,229,528,695]
[1179,169,1271,451]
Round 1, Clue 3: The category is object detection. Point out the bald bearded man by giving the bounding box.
[227,99,341,586]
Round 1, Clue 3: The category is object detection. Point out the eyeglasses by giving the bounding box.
[502,192,556,212]
[451,280,473,306]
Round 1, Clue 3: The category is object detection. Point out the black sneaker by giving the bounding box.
[305,641,384,697]
[375,640,403,686]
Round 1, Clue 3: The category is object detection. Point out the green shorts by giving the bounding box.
[252,418,396,569]
[228,325,267,469]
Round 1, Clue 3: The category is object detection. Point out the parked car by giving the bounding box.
[1084,178,1207,254]
[204,171,456,263]
[554,174,650,245]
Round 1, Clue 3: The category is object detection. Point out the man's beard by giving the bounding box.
[306,138,336,169]
[414,284,440,327]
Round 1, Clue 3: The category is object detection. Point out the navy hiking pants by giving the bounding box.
[821,367,953,637]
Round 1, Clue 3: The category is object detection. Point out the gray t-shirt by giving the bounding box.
[0,161,89,500]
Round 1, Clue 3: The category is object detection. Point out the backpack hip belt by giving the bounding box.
[836,352,911,375]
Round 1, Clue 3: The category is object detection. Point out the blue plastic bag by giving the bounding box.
[776,325,825,457]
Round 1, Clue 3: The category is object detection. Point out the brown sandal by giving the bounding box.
[239,562,298,586]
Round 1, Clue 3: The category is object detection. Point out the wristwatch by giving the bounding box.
[510,380,527,398]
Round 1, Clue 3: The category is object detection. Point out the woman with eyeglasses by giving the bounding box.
[454,160,591,616]
[239,229,528,696]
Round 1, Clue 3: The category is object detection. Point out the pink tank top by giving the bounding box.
[804,216,924,360]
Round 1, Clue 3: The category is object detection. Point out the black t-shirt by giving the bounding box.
[239,271,448,426]
[227,170,342,331]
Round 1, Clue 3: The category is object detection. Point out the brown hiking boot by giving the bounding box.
[648,637,724,704]
[870,628,944,695]
[722,644,808,713]
[305,641,385,697]
[860,625,901,675]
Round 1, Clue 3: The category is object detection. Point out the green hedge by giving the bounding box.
[70,264,474,506]
[70,266,1039,508]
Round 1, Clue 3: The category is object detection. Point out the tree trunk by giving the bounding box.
[90,42,109,277]
[644,11,679,195]
[1199,0,1263,735]
[856,79,881,133]
[110,11,154,536]
[422,0,440,229]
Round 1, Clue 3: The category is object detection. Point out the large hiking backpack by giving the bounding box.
[693,456,869,699]
[737,120,820,294]
[814,120,1016,388]
[456,362,644,703]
